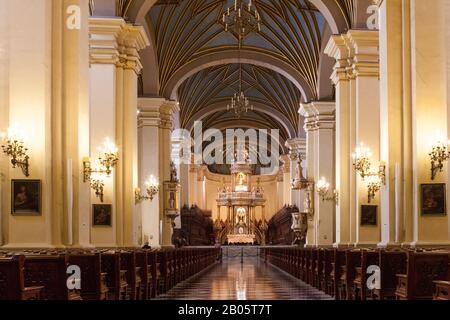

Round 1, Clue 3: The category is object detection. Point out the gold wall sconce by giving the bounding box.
[90,173,105,203]
[352,143,386,202]
[83,137,119,202]
[1,125,30,177]
[135,175,160,204]
[316,177,339,205]
[429,137,450,180]
[366,175,382,203]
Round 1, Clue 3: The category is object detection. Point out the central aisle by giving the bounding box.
[157,257,333,300]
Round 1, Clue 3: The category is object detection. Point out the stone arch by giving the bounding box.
[185,102,297,139]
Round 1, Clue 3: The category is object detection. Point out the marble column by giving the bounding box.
[89,17,148,246]
[138,98,178,247]
[301,102,336,246]
[62,0,91,247]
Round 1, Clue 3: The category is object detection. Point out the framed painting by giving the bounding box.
[361,205,377,226]
[11,180,41,216]
[421,183,447,216]
[92,204,112,227]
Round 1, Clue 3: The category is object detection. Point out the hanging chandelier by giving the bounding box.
[221,1,262,118]
[220,0,262,41]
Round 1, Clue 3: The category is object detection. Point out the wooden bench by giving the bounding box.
[371,250,407,300]
[353,250,378,300]
[24,255,81,300]
[0,255,44,300]
[101,252,128,300]
[395,251,449,300]
[120,251,141,300]
[68,252,108,300]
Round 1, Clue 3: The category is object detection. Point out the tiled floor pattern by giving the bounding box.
[157,258,334,300]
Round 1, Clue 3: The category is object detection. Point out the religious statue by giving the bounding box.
[170,161,178,182]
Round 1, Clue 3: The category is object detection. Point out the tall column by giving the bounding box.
[189,164,199,206]
[410,0,450,246]
[326,30,381,247]
[89,17,148,246]
[378,0,406,247]
[138,98,178,247]
[325,33,352,247]
[348,30,381,246]
[301,102,336,246]
[62,0,91,247]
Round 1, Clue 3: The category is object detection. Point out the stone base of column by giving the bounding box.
[333,242,354,248]
[377,242,402,249]
[406,241,450,249]
[353,242,379,248]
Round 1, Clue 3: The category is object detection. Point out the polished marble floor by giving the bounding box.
[157,257,333,300]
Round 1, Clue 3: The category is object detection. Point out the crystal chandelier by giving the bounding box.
[227,66,254,118]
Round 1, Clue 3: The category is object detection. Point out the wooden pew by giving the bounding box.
[353,250,378,300]
[135,250,150,300]
[329,249,346,299]
[24,255,81,300]
[372,250,407,300]
[395,251,449,300]
[146,250,158,298]
[321,249,333,294]
[68,252,108,300]
[120,251,142,300]
[101,252,128,300]
[0,255,43,300]
[337,250,360,300]
[433,260,450,300]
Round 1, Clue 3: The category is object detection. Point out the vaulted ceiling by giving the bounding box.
[102,0,363,139]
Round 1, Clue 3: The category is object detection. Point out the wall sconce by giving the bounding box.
[429,137,450,180]
[135,175,160,204]
[90,172,105,203]
[83,137,119,202]
[83,137,119,183]
[366,175,382,203]
[352,143,386,184]
[0,125,30,177]
[316,177,339,205]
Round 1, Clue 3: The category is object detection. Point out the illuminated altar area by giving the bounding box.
[216,152,267,245]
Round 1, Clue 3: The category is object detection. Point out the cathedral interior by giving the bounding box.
[1,0,450,304]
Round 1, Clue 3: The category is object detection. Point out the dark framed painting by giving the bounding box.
[361,205,377,226]
[92,204,112,227]
[11,180,41,216]
[421,183,447,216]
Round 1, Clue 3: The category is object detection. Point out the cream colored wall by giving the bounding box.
[411,0,449,245]
[0,0,53,247]
[89,64,117,246]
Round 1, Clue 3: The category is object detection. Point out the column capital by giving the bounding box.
[138,98,180,129]
[345,30,380,78]
[300,102,336,131]
[89,17,150,73]
[285,138,306,161]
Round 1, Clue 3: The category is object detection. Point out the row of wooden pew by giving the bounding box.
[261,247,450,300]
[0,247,220,300]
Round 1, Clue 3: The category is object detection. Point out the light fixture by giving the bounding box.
[316,177,339,205]
[83,137,119,183]
[0,124,30,177]
[351,143,386,203]
[352,143,386,184]
[429,134,450,180]
[366,175,382,203]
[221,0,261,119]
[83,137,119,202]
[90,172,105,203]
[220,0,262,40]
[135,175,160,204]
